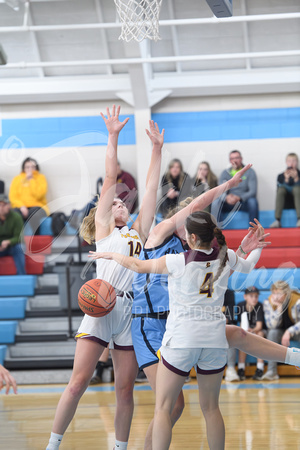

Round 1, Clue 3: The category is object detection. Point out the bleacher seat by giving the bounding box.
[0,297,27,319]
[0,345,7,365]
[221,209,298,230]
[0,321,18,344]
[0,236,53,275]
[0,275,36,297]
[228,268,300,292]
[25,216,77,236]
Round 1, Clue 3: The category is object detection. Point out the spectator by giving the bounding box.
[236,286,265,381]
[263,281,300,380]
[159,158,191,218]
[9,158,49,235]
[223,290,240,382]
[190,161,218,200]
[0,179,4,194]
[116,160,138,214]
[0,364,17,394]
[270,153,300,228]
[211,150,259,224]
[0,194,26,275]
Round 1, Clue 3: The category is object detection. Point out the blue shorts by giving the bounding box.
[131,317,167,370]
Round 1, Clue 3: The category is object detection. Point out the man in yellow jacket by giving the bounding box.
[9,158,49,235]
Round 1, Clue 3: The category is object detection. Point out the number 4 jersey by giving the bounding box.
[95,226,142,292]
[163,247,238,349]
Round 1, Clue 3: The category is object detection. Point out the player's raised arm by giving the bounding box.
[147,164,252,247]
[94,105,129,241]
[131,121,164,243]
[89,251,168,274]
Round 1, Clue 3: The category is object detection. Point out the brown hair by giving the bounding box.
[165,158,185,190]
[195,161,218,189]
[286,153,298,162]
[185,211,228,286]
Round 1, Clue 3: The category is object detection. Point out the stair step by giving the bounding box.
[27,295,61,310]
[7,340,76,358]
[9,369,73,384]
[4,356,75,370]
[18,317,82,333]
[15,332,69,343]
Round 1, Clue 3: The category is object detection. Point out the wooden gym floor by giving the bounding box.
[1,378,300,450]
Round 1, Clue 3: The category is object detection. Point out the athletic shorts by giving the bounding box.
[75,293,134,351]
[131,317,167,370]
[160,346,227,376]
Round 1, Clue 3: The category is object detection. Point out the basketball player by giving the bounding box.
[91,211,300,450]
[46,105,165,450]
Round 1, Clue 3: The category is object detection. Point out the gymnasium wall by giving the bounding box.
[0,92,299,214]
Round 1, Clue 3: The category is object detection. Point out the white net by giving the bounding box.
[114,0,163,42]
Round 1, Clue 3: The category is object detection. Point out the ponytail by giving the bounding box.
[213,227,228,284]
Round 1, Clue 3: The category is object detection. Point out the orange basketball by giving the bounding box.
[78,279,116,317]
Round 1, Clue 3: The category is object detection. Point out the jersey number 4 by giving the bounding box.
[199,272,214,298]
[128,241,142,257]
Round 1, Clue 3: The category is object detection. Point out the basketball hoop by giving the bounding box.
[114,0,163,42]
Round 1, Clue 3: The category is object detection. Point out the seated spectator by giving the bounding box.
[9,158,49,235]
[270,153,300,228]
[0,179,4,194]
[190,161,218,199]
[263,281,300,380]
[211,150,259,224]
[236,286,265,381]
[0,194,26,275]
[116,160,138,214]
[159,158,191,218]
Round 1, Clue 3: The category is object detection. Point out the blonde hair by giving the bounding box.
[165,197,194,219]
[271,280,291,298]
[79,206,97,244]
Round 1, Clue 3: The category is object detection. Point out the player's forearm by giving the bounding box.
[145,145,162,190]
[191,180,231,213]
[110,252,155,273]
[105,133,119,180]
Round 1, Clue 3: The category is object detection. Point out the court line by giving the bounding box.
[2,382,300,395]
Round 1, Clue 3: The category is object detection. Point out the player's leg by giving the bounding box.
[111,348,138,445]
[226,325,287,362]
[46,338,105,449]
[196,371,225,450]
[152,360,186,450]
[143,362,185,450]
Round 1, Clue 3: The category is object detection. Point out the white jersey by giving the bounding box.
[95,226,142,292]
[163,247,239,349]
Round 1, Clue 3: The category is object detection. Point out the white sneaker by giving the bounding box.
[225,367,239,382]
[261,371,279,381]
[270,220,281,228]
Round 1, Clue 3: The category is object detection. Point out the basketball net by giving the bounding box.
[114,0,163,42]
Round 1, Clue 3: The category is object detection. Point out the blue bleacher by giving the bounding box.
[228,268,300,292]
[221,209,297,230]
[24,217,77,236]
[0,345,7,365]
[0,321,18,344]
[0,297,28,319]
[0,276,36,297]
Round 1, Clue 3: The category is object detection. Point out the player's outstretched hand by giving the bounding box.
[88,251,114,260]
[100,105,129,135]
[229,163,252,188]
[241,218,271,254]
[0,364,17,395]
[145,120,165,149]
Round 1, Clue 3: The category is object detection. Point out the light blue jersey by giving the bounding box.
[132,234,184,316]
